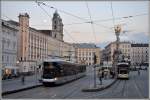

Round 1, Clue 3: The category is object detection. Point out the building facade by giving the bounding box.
[17,13,49,73]
[52,10,63,42]
[131,43,149,66]
[74,43,101,65]
[47,34,76,63]
[2,20,19,77]
[102,41,131,64]
[101,41,149,67]
[1,11,75,73]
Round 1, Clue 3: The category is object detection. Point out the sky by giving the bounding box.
[1,1,149,48]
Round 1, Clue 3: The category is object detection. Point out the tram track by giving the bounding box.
[132,75,143,98]
[121,80,127,97]
[109,79,127,97]
[84,79,121,98]
[61,76,90,99]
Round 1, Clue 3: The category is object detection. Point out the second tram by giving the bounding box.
[117,62,129,79]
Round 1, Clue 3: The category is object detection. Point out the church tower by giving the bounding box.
[52,10,63,41]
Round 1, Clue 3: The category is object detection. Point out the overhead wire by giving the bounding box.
[63,28,78,43]
[36,1,89,22]
[85,2,97,44]
[35,0,78,43]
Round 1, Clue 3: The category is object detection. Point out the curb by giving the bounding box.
[2,84,43,96]
[82,79,117,92]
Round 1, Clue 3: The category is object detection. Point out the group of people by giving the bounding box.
[97,68,115,85]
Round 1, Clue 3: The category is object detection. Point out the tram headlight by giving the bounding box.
[54,77,58,80]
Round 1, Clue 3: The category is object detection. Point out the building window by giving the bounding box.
[13,42,16,49]
[89,52,91,56]
[2,55,4,62]
[7,39,10,48]
[55,21,57,24]
[146,51,147,53]
[54,25,57,29]
[13,32,16,36]
[7,55,9,62]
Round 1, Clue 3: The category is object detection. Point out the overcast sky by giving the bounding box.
[1,1,149,48]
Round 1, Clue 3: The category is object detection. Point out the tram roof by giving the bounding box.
[43,58,66,62]
[43,58,79,65]
[117,62,129,65]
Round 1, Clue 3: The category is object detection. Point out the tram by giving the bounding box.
[41,59,86,85]
[117,62,129,79]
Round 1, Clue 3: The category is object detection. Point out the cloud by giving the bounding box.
[120,32,149,43]
[96,32,149,49]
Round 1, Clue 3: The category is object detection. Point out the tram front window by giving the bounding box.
[43,62,56,79]
[119,70,127,74]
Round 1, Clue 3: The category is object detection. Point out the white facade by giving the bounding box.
[102,41,149,66]
[103,41,131,63]
[0,20,2,79]
[2,20,19,76]
[130,44,149,66]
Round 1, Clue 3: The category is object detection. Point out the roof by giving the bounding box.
[6,20,19,26]
[29,28,52,36]
[73,43,98,48]
[37,30,52,36]
[2,20,19,30]
[131,43,149,47]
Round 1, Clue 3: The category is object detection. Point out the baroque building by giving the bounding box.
[73,43,101,65]
[102,41,131,64]
[2,11,75,74]
[101,41,149,67]
[52,10,63,41]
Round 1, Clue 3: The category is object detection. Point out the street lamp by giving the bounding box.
[16,61,19,65]
[93,53,97,88]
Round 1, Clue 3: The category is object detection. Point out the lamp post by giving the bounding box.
[93,53,97,88]
[16,60,20,76]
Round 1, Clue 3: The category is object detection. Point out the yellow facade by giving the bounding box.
[75,45,101,65]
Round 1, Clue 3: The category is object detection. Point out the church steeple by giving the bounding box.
[52,10,63,41]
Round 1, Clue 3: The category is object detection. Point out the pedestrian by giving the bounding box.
[110,71,113,78]
[21,75,25,85]
[112,71,115,78]
[102,71,104,78]
[138,69,140,75]
[104,71,107,79]
[98,69,102,85]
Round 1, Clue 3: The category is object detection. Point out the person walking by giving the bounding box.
[138,68,140,75]
[21,75,25,85]
[98,69,102,85]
